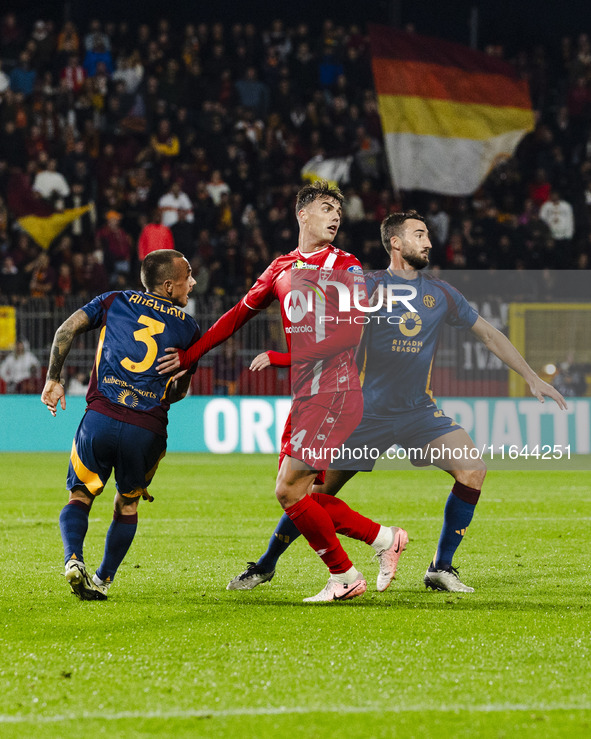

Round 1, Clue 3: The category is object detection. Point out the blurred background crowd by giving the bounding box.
[0,11,590,397]
[0,12,591,309]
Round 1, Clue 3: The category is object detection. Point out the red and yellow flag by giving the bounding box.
[18,206,93,250]
[369,24,535,195]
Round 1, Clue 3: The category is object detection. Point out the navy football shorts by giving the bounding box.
[330,403,461,471]
[67,409,166,499]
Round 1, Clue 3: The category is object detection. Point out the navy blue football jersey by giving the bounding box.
[82,290,200,435]
[358,270,478,415]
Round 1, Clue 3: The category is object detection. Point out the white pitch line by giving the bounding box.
[0,703,590,724]
[4,516,591,525]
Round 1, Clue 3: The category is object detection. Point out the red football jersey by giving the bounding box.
[245,245,366,398]
[178,244,367,400]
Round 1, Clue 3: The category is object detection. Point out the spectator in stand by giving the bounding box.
[194,228,215,265]
[192,183,216,233]
[95,210,133,283]
[138,208,174,261]
[425,199,451,252]
[112,51,144,95]
[190,256,210,296]
[552,359,587,397]
[206,169,231,206]
[528,167,552,209]
[0,121,27,169]
[31,20,55,73]
[56,21,80,61]
[0,12,24,60]
[539,190,575,241]
[445,230,467,268]
[0,338,40,393]
[29,251,56,298]
[83,38,114,78]
[318,46,344,89]
[0,192,8,242]
[120,190,144,243]
[9,51,36,97]
[517,210,554,267]
[216,191,234,232]
[354,124,382,181]
[84,19,110,53]
[65,182,95,251]
[170,208,196,260]
[60,54,86,95]
[213,336,244,396]
[235,67,270,118]
[149,118,180,162]
[0,255,21,301]
[33,157,70,206]
[0,60,9,93]
[66,370,89,396]
[55,263,73,307]
[158,180,194,228]
[70,252,108,296]
[518,198,537,226]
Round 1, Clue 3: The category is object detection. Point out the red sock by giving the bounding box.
[285,496,352,574]
[311,492,380,544]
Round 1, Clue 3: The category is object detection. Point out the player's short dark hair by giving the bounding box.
[380,211,427,254]
[141,249,186,291]
[295,180,344,215]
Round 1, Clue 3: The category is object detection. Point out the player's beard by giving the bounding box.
[402,247,429,270]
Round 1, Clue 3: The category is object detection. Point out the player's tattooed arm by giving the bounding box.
[47,310,91,381]
[42,310,91,416]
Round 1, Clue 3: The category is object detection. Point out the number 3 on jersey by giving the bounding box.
[121,315,165,373]
[291,429,307,453]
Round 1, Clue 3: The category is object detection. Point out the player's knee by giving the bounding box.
[114,493,139,515]
[474,461,487,488]
[276,475,308,509]
[275,486,289,509]
[456,463,486,491]
[275,483,295,509]
[68,487,94,508]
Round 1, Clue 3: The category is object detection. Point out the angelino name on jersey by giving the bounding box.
[129,294,187,319]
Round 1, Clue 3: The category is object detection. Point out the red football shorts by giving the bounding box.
[278,390,363,478]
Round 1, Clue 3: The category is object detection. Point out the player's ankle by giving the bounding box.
[331,566,361,585]
[371,525,394,553]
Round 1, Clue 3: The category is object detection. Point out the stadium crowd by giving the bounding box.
[0,12,590,310]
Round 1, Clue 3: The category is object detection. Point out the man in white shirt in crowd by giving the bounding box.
[539,190,574,242]
[33,157,70,206]
[158,180,194,229]
[0,339,41,393]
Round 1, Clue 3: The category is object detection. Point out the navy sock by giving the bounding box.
[434,482,480,569]
[257,513,301,572]
[96,512,138,582]
[59,500,91,564]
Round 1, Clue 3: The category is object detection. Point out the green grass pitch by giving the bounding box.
[1,452,590,738]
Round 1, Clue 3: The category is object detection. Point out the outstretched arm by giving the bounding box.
[470,316,567,409]
[157,299,257,374]
[41,309,91,416]
[250,350,291,370]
